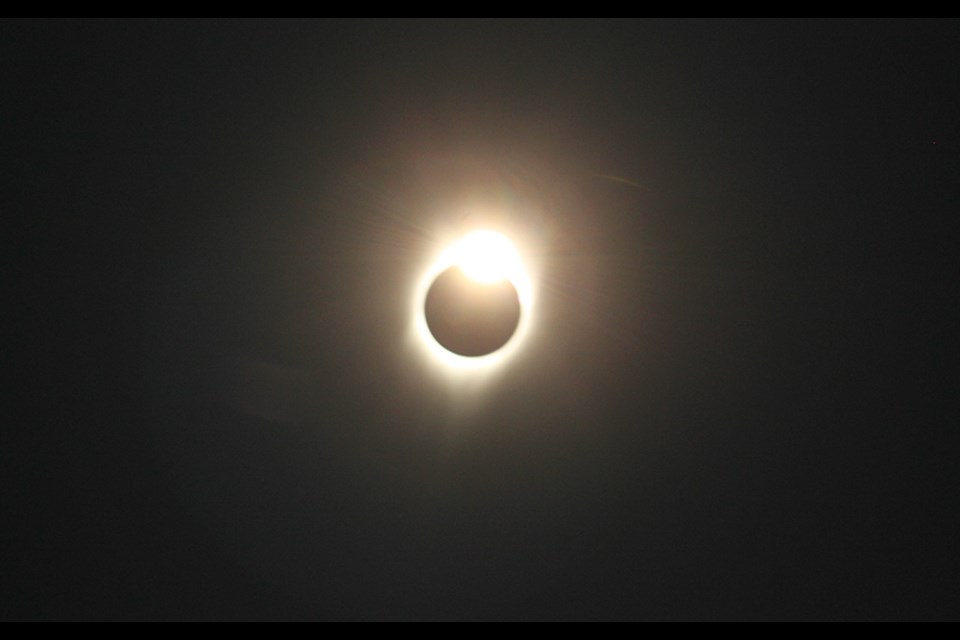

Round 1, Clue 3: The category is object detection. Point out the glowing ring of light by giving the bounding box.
[411,229,535,374]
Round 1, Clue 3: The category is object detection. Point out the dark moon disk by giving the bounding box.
[424,266,522,357]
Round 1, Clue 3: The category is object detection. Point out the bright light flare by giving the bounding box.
[454,230,522,284]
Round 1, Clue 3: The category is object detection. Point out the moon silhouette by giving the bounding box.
[424,266,522,357]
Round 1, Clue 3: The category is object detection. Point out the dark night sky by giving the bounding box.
[4,19,959,619]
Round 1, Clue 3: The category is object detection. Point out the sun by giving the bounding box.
[410,227,536,375]
[452,230,523,284]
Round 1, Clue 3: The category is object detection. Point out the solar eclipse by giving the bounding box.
[412,229,535,372]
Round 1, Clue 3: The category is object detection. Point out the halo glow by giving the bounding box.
[410,228,535,376]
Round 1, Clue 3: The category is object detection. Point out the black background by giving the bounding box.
[4,19,958,620]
